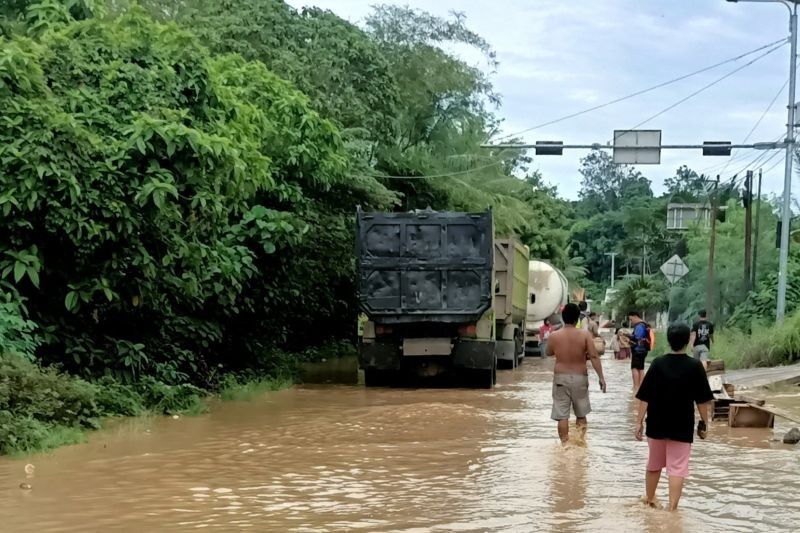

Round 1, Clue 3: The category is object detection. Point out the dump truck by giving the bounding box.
[493,239,530,369]
[356,208,497,388]
[525,260,569,356]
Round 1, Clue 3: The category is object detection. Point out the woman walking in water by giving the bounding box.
[635,323,713,511]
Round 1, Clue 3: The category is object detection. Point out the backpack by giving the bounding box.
[636,322,653,351]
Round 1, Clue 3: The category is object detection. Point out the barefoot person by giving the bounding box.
[546,303,607,444]
[635,323,713,511]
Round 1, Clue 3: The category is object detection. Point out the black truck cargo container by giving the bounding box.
[356,208,496,388]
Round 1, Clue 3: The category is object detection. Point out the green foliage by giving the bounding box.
[0,289,40,359]
[0,353,98,454]
[609,274,669,319]
[0,354,100,428]
[664,165,709,202]
[0,5,363,383]
[678,200,779,323]
[727,247,800,331]
[713,310,800,369]
[219,374,293,402]
[576,150,653,216]
[0,413,86,456]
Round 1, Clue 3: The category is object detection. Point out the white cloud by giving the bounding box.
[287,0,797,200]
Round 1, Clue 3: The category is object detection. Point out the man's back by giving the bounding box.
[692,319,713,347]
[548,326,592,375]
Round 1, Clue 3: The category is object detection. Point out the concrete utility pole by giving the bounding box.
[752,169,764,289]
[728,0,799,322]
[605,252,618,287]
[744,170,754,292]
[706,176,720,317]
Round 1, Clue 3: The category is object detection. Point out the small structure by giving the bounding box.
[666,203,712,230]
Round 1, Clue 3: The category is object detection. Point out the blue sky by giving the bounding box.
[288,0,794,200]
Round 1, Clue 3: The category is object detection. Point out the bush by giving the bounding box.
[0,412,86,456]
[134,376,207,415]
[0,293,40,360]
[219,375,293,402]
[0,354,213,454]
[0,355,101,429]
[713,311,800,369]
[0,354,99,454]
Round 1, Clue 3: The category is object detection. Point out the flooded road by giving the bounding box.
[1,357,798,532]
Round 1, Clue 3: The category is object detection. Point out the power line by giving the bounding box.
[613,41,787,142]
[742,78,789,145]
[729,148,782,181]
[493,38,788,142]
[718,74,791,177]
[697,131,785,174]
[762,153,786,174]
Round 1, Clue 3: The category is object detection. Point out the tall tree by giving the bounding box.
[663,165,709,202]
[576,150,653,216]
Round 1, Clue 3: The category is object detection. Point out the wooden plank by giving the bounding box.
[756,404,800,424]
[733,394,765,406]
[706,360,725,373]
[729,403,775,428]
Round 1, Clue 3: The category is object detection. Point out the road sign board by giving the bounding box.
[613,129,661,164]
[660,254,689,284]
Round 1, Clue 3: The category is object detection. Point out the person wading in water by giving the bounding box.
[628,311,651,393]
[545,303,607,444]
[635,323,713,511]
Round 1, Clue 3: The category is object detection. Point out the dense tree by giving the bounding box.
[576,150,653,216]
[663,165,709,202]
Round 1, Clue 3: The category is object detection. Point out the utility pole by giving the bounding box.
[724,0,797,322]
[605,252,618,287]
[706,176,720,317]
[777,1,798,322]
[744,170,753,292]
[752,169,763,290]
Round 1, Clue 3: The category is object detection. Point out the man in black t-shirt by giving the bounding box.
[689,310,714,369]
[635,323,713,511]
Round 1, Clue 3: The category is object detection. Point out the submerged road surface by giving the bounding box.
[1,357,798,532]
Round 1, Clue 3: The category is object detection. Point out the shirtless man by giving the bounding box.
[546,303,607,444]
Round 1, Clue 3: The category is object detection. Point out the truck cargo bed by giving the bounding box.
[356,209,493,324]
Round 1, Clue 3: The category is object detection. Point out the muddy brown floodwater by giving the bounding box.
[1,357,799,532]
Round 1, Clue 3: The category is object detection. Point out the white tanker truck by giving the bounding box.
[524,260,569,357]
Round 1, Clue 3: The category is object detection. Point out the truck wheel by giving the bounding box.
[364,369,392,387]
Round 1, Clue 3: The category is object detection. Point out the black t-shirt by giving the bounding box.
[692,319,714,348]
[635,354,714,443]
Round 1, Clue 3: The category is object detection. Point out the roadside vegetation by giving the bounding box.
[1,0,798,455]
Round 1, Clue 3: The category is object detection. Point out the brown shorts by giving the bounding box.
[551,373,591,420]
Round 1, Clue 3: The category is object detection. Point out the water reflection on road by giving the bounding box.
[0,357,798,532]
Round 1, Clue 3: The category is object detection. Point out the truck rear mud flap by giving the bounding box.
[452,340,495,370]
[359,342,402,370]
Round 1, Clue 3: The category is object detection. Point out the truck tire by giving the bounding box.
[364,369,392,387]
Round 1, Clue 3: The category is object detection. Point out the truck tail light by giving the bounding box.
[458,324,477,338]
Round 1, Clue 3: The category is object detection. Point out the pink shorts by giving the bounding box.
[647,438,692,478]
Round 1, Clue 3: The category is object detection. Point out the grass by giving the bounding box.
[1,357,298,456]
[712,311,800,369]
[643,311,800,369]
[219,375,294,402]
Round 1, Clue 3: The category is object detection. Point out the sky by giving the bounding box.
[287,0,795,200]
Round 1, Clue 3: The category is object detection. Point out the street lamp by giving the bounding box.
[727,0,798,323]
